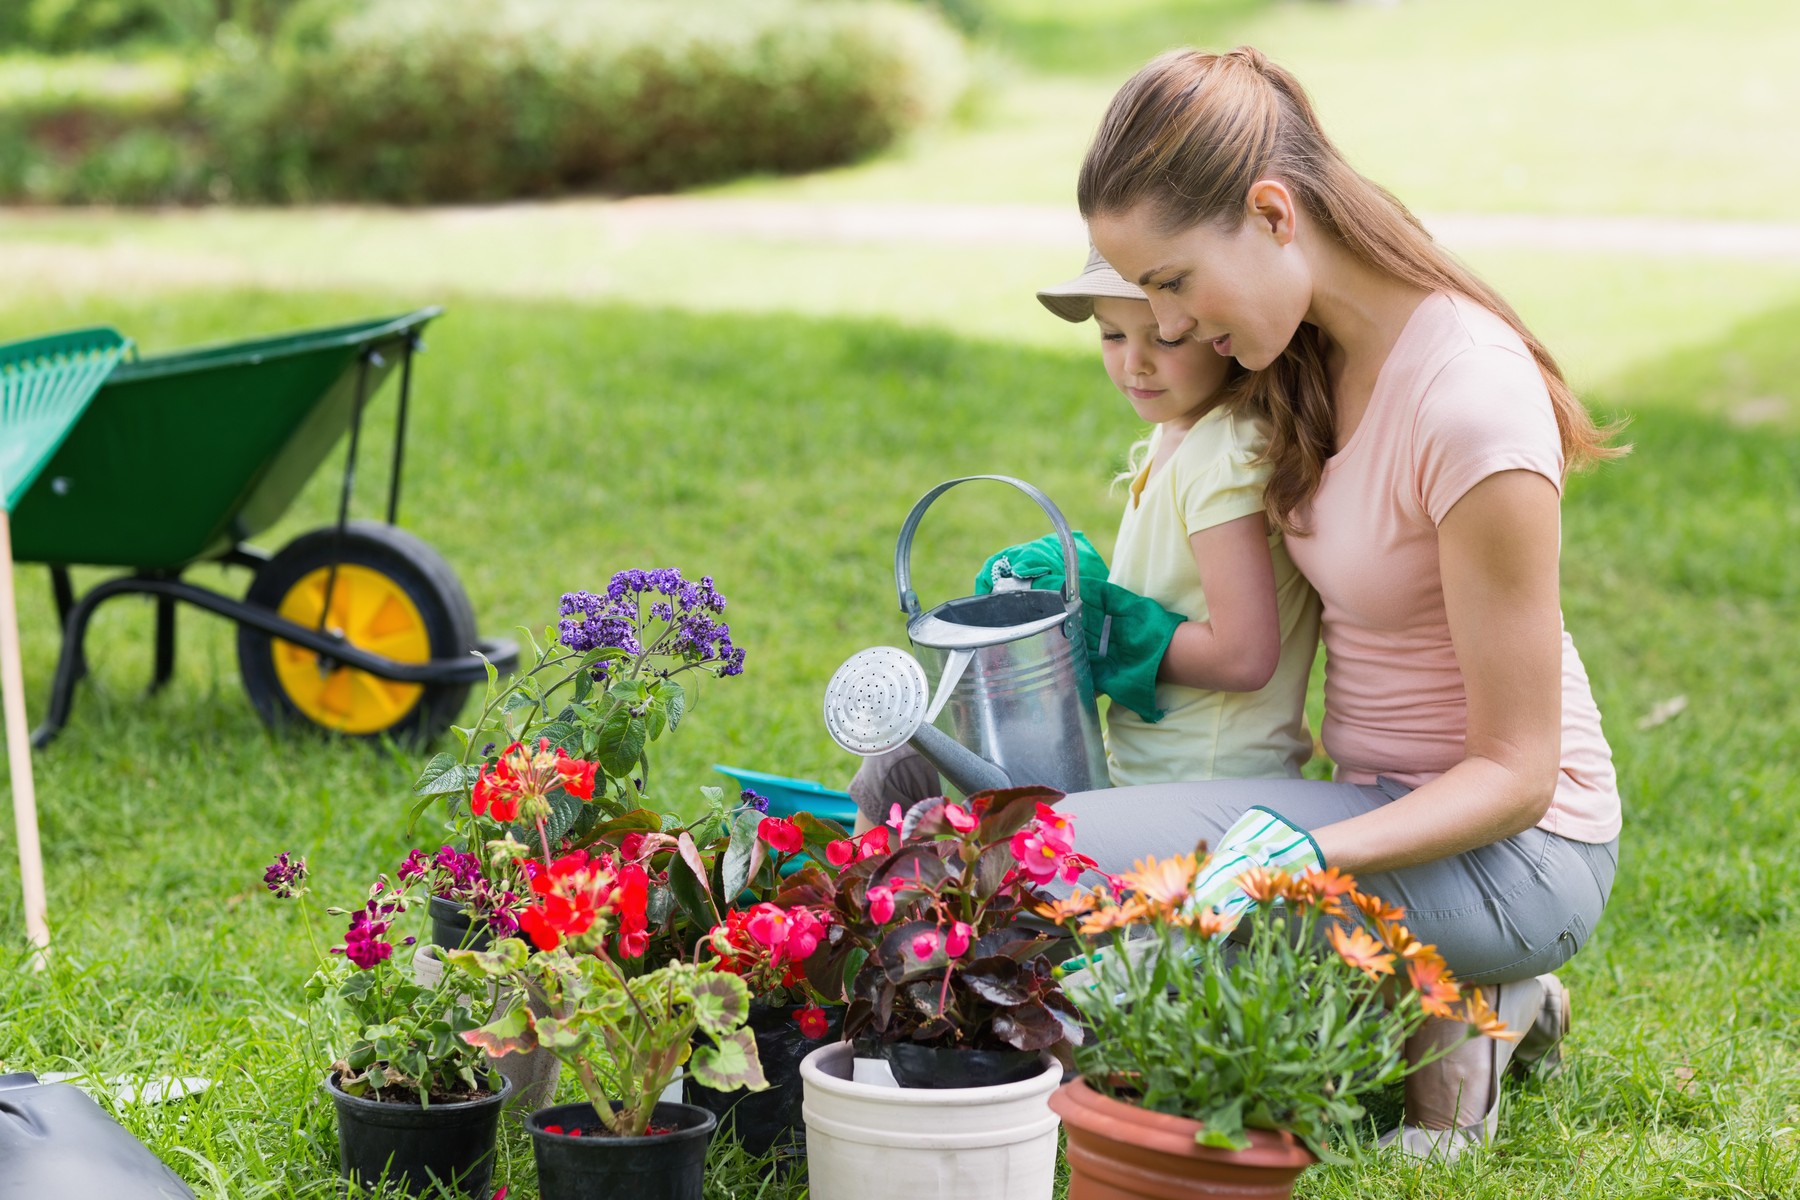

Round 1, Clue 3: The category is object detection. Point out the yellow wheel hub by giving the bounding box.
[272,564,430,734]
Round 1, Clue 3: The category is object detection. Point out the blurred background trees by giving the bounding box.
[0,0,977,204]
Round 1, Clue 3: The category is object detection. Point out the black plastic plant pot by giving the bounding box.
[527,1100,716,1200]
[325,1071,511,1198]
[879,1041,1045,1089]
[429,895,493,951]
[687,1001,843,1156]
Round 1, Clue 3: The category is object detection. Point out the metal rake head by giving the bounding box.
[822,646,929,757]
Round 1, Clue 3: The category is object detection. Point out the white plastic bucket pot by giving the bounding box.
[799,1042,1062,1200]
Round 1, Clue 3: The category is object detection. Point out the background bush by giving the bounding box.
[0,54,215,202]
[205,0,971,203]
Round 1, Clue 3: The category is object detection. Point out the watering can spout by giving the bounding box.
[907,723,1013,797]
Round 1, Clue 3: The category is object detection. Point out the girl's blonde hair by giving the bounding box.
[1078,47,1624,533]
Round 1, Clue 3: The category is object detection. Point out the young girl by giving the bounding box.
[848,248,1320,822]
[1037,246,1320,787]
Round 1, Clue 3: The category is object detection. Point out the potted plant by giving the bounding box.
[445,843,769,1200]
[1040,855,1515,1200]
[260,854,512,1198]
[763,788,1095,1200]
[680,815,889,1155]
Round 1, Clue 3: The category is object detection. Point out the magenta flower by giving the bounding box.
[911,930,940,961]
[944,804,977,834]
[944,921,974,958]
[262,852,308,899]
[865,885,896,924]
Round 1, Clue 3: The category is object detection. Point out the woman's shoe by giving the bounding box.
[1380,974,1565,1162]
[1509,972,1572,1082]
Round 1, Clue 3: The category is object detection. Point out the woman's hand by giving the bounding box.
[1157,512,1282,692]
[1312,469,1564,873]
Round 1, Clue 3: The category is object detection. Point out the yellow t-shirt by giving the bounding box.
[1104,406,1321,786]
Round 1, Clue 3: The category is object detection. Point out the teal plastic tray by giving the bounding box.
[712,765,859,828]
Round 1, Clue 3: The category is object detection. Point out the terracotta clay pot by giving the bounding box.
[1048,1077,1316,1200]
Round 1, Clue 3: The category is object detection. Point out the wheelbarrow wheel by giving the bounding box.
[237,521,478,743]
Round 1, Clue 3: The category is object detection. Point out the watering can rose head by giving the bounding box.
[761,787,1096,1055]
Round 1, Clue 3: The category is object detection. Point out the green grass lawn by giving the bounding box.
[0,272,1792,1197]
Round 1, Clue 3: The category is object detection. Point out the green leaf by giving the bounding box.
[414,752,471,796]
[668,854,718,930]
[688,1027,767,1093]
[596,710,648,778]
[689,971,751,1035]
[721,807,764,899]
[530,1015,587,1053]
[462,1004,536,1058]
[444,938,529,978]
[651,678,686,733]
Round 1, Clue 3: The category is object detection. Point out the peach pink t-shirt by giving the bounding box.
[1285,292,1620,843]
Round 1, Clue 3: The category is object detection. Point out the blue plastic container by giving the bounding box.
[712,765,858,828]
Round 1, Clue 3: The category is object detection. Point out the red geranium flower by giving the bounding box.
[796,1005,829,1040]
[554,750,599,801]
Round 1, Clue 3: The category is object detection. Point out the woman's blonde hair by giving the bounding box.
[1078,47,1624,533]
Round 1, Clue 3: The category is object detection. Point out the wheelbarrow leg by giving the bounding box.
[32,575,133,749]
[150,595,176,695]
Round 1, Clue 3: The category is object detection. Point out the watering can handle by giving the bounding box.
[894,475,1084,632]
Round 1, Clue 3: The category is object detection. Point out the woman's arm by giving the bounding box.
[1157,512,1282,692]
[1310,469,1565,873]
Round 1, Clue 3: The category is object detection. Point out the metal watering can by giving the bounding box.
[823,475,1109,797]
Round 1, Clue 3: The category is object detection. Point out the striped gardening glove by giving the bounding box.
[1185,806,1324,932]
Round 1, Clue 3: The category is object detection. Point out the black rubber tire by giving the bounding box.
[237,520,478,745]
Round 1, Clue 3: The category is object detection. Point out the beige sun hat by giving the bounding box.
[1035,244,1148,322]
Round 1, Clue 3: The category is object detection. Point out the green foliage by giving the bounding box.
[0,0,303,49]
[1061,888,1444,1163]
[452,946,767,1135]
[202,0,970,203]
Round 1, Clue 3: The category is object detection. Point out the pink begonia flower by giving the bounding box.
[825,839,855,868]
[887,803,905,832]
[785,908,826,960]
[944,804,977,834]
[911,930,940,961]
[1009,826,1067,884]
[1033,802,1073,843]
[746,903,793,949]
[945,921,974,958]
[865,885,896,924]
[857,827,891,859]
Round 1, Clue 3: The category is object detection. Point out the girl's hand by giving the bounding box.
[1158,512,1282,692]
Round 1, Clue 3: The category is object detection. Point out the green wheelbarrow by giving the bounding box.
[11,307,517,747]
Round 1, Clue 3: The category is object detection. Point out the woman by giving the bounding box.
[1061,46,1623,1158]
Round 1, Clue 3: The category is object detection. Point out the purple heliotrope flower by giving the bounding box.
[559,569,746,681]
[739,789,770,813]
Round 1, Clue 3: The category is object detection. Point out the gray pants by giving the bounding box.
[848,748,1616,986]
[1057,778,1617,986]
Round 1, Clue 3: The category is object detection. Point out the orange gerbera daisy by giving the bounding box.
[1078,897,1150,936]
[1236,865,1292,906]
[1117,854,1200,916]
[1034,890,1103,925]
[1295,867,1357,917]
[1459,987,1521,1042]
[1327,924,1396,980]
[1177,906,1237,940]
[1408,956,1462,1019]
[1352,889,1406,923]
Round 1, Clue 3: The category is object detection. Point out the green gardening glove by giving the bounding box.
[1185,806,1325,933]
[974,533,1185,723]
